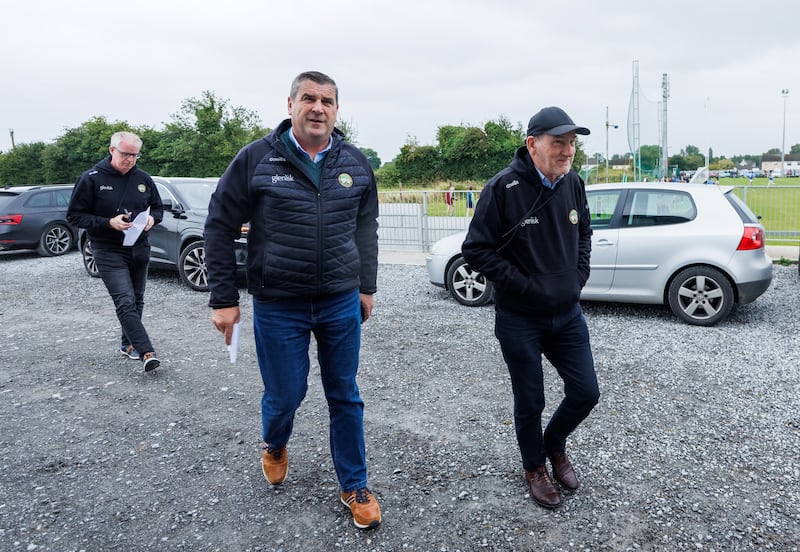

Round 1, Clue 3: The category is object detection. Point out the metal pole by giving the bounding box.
[605,106,618,184]
[781,89,789,177]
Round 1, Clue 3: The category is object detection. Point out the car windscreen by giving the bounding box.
[168,181,217,211]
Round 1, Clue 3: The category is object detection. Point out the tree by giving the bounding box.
[394,140,441,183]
[149,91,266,177]
[791,144,800,154]
[638,145,661,171]
[41,116,131,184]
[358,147,381,171]
[765,148,780,155]
[0,142,47,185]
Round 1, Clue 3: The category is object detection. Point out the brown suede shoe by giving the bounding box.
[261,445,288,485]
[547,450,579,491]
[525,466,562,509]
[341,487,382,529]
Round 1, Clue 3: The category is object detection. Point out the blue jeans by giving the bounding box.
[252,289,367,492]
[494,303,599,470]
[93,242,155,356]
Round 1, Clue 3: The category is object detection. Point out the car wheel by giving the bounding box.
[37,223,73,256]
[81,239,100,278]
[179,241,209,292]
[446,256,493,307]
[667,266,734,326]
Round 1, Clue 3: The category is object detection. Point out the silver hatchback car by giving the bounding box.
[426,182,773,326]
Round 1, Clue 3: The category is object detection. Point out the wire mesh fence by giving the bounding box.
[377,185,800,250]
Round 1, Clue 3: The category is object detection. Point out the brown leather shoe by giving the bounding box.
[341,487,382,529]
[525,466,562,509]
[547,450,579,490]
[261,445,288,485]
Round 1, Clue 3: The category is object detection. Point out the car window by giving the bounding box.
[623,190,695,227]
[724,190,760,224]
[0,192,18,210]
[587,190,623,229]
[55,189,72,207]
[156,183,180,207]
[24,191,52,208]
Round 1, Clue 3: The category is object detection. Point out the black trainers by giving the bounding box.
[119,345,140,360]
[142,352,160,372]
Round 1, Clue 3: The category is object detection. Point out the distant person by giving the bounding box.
[67,131,164,372]
[445,184,456,216]
[465,186,475,217]
[203,71,381,529]
[768,171,774,186]
[462,106,600,510]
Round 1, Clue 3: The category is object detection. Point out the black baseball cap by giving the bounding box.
[526,106,590,137]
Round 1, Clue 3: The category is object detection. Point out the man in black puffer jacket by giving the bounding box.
[204,71,381,530]
[462,106,600,510]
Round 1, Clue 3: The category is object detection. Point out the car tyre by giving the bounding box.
[37,223,73,256]
[179,241,209,292]
[446,256,493,307]
[667,266,734,326]
[81,239,101,278]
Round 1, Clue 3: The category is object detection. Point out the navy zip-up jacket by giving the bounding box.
[204,119,379,309]
[461,146,592,316]
[67,157,163,248]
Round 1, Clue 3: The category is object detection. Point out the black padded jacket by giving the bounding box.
[204,119,379,309]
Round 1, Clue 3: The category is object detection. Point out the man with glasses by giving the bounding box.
[67,131,164,372]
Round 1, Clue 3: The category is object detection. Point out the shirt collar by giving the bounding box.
[288,129,332,163]
[535,167,565,189]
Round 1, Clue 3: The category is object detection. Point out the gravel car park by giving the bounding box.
[1,250,798,550]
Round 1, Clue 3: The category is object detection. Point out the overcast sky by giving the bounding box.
[2,0,799,167]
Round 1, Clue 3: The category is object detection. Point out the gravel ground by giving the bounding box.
[1,250,799,551]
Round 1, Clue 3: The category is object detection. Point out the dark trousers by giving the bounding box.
[93,242,155,356]
[495,303,599,470]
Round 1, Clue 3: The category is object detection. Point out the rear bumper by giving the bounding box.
[737,274,773,304]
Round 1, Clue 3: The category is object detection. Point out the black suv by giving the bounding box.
[79,176,247,291]
[0,184,77,256]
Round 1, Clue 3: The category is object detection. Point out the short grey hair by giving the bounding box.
[290,71,338,103]
[109,131,142,150]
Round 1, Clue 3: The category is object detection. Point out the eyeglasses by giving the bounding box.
[113,147,141,160]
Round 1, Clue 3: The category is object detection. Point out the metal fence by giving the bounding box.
[377,186,800,250]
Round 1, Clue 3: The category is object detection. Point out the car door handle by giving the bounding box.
[595,239,615,246]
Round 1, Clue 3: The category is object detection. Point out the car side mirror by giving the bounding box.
[162,198,174,210]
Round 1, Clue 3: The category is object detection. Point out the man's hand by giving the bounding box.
[212,306,241,346]
[360,293,375,322]
[110,213,132,231]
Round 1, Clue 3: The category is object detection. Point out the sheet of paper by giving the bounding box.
[123,207,150,246]
[227,321,241,363]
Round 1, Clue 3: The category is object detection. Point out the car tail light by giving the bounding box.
[0,214,23,225]
[736,226,764,250]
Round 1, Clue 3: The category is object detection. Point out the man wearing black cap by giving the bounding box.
[462,106,600,509]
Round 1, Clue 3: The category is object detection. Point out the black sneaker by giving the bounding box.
[119,345,140,360]
[142,352,160,372]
